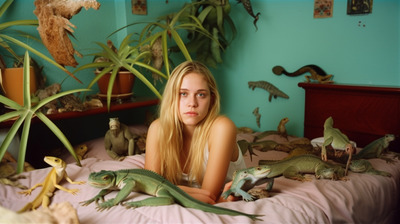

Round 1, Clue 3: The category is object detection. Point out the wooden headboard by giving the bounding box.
[298,82,400,148]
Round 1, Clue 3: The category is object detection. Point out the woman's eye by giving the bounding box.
[180,92,187,96]
[197,93,206,97]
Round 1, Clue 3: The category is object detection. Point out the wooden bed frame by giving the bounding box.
[298,82,400,148]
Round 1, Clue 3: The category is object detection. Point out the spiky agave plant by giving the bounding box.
[0,51,90,173]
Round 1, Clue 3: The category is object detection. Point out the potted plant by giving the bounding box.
[0,51,90,173]
[75,1,219,111]
[0,0,82,105]
[73,33,167,110]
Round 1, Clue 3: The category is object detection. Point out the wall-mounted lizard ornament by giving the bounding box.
[272,64,334,84]
[252,107,261,128]
[237,0,260,31]
[248,81,289,102]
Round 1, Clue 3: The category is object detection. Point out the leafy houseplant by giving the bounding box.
[75,1,219,110]
[73,33,167,110]
[0,51,90,173]
[112,1,217,78]
[0,0,80,82]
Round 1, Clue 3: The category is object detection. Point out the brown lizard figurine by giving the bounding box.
[273,64,333,84]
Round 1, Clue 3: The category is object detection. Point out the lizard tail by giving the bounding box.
[17,202,33,213]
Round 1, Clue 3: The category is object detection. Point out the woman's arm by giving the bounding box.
[144,119,161,173]
[145,119,217,204]
[202,116,238,200]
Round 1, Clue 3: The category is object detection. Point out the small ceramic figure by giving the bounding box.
[104,118,135,161]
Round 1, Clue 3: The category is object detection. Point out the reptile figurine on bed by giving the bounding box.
[18,156,85,213]
[222,154,346,201]
[322,116,355,175]
[81,169,263,221]
[104,117,139,161]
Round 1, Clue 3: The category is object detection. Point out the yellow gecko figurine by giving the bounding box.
[17,156,85,213]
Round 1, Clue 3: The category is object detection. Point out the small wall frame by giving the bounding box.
[347,0,373,15]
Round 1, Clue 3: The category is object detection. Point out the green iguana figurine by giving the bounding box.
[353,134,397,162]
[349,159,392,177]
[222,155,346,201]
[322,116,355,175]
[81,169,263,221]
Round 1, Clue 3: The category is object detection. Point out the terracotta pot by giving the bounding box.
[95,70,135,95]
[1,67,37,106]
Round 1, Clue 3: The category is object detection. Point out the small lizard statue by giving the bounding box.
[18,156,85,213]
[273,64,333,84]
[80,169,262,221]
[252,107,261,128]
[237,0,260,31]
[104,117,138,161]
[248,81,289,102]
[222,154,346,201]
[353,134,397,162]
[322,116,355,175]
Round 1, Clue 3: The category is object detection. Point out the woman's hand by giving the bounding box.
[178,185,216,204]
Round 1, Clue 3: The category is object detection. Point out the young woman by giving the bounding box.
[145,61,246,204]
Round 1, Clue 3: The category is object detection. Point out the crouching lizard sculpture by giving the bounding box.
[104,118,139,161]
[222,155,346,201]
[80,169,263,221]
[18,156,85,213]
[353,134,397,162]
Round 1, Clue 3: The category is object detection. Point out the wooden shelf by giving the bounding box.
[0,96,159,128]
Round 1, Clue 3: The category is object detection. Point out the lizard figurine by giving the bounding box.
[248,81,289,102]
[81,169,263,221]
[237,0,260,31]
[322,116,355,175]
[353,134,397,162]
[252,107,261,128]
[222,155,346,201]
[255,117,290,140]
[18,156,85,213]
[104,118,138,161]
[349,159,392,177]
[273,64,333,84]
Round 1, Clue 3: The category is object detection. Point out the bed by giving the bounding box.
[1,83,400,223]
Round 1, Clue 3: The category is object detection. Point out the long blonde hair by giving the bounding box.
[157,61,220,185]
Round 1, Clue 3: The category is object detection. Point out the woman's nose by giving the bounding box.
[188,95,198,107]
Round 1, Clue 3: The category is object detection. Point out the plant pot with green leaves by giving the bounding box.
[0,51,90,173]
[73,33,167,110]
[0,0,82,105]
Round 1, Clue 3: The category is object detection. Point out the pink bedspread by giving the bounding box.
[1,130,399,223]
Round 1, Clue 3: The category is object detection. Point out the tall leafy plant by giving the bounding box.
[0,0,80,82]
[0,51,90,173]
[111,1,216,77]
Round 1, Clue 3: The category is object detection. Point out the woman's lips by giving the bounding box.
[185,111,198,116]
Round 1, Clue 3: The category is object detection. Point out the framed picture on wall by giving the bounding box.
[347,0,373,15]
[314,0,334,18]
[132,0,147,15]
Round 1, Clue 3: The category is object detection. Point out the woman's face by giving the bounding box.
[179,72,211,128]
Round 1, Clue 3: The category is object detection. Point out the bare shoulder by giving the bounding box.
[210,116,236,134]
[148,119,160,131]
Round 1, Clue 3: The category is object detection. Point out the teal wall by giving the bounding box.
[2,0,399,138]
